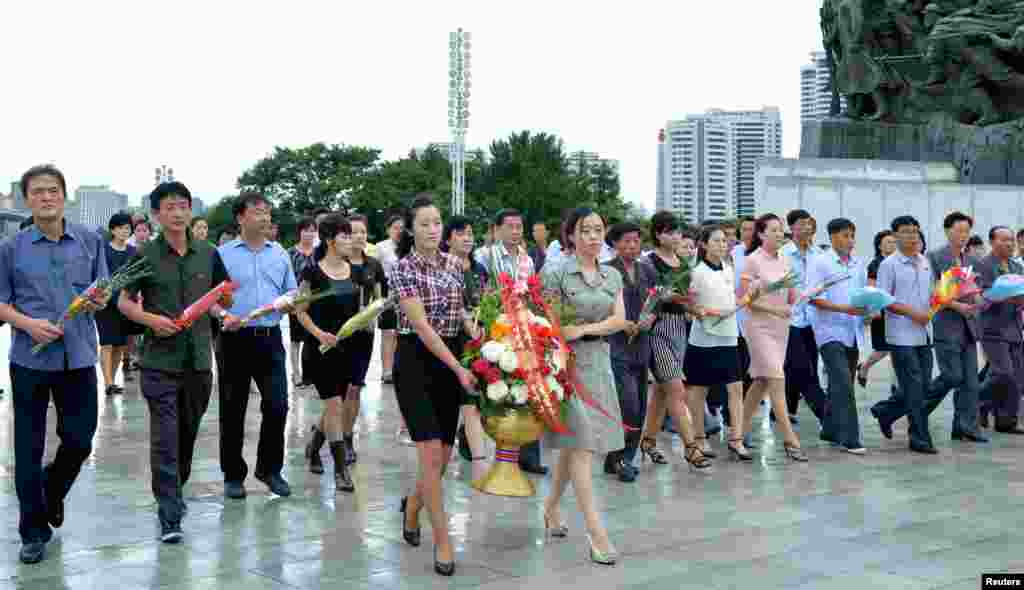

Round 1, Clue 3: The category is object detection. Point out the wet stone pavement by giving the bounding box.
[0,325,1021,590]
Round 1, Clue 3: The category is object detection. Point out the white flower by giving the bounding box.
[531,315,551,328]
[510,383,529,405]
[548,351,564,372]
[481,341,507,364]
[546,375,564,401]
[486,381,509,402]
[498,349,519,373]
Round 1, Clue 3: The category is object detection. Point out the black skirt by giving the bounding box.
[394,334,463,445]
[682,344,741,386]
[289,314,310,343]
[95,306,130,347]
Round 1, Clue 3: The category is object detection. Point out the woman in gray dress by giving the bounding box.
[541,208,628,566]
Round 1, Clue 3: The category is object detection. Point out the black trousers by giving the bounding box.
[218,326,289,482]
[612,358,647,459]
[11,364,97,543]
[819,343,861,448]
[979,340,1023,430]
[140,368,213,523]
[783,326,827,421]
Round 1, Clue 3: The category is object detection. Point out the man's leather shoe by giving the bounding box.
[952,430,989,443]
[255,472,292,497]
[909,444,939,455]
[996,426,1024,435]
[19,542,46,564]
[519,463,548,476]
[224,480,247,499]
[870,406,893,440]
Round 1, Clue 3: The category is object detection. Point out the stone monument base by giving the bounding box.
[800,118,1024,186]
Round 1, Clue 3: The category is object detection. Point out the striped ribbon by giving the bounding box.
[495,448,520,463]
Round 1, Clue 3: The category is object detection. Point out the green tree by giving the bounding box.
[237,143,381,220]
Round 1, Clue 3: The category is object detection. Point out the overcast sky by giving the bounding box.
[2,2,823,212]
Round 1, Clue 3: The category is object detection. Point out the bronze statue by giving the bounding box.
[823,0,1024,124]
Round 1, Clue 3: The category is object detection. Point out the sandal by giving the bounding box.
[684,443,713,474]
[727,437,753,461]
[783,443,808,462]
[694,436,717,459]
[639,437,668,465]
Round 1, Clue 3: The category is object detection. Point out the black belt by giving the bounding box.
[235,325,280,338]
[580,335,606,343]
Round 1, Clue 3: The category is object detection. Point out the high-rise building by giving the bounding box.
[660,107,782,224]
[801,51,846,122]
[566,150,620,176]
[76,185,129,230]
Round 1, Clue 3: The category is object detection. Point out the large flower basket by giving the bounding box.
[471,411,545,497]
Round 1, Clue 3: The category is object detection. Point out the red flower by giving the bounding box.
[483,366,503,384]
[512,368,528,381]
[471,359,492,376]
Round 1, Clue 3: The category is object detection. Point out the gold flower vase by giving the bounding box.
[471,412,545,497]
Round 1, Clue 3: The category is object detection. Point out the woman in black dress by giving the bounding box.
[342,213,387,465]
[856,230,897,387]
[288,217,318,387]
[96,213,137,396]
[296,214,359,493]
[390,194,477,577]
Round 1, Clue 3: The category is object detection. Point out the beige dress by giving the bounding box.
[541,256,625,454]
[740,248,795,379]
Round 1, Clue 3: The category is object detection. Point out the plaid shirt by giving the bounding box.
[388,250,465,338]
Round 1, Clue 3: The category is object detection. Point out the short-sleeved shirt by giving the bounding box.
[126,234,230,373]
[688,260,738,347]
[388,251,465,338]
[0,220,109,371]
[807,249,864,348]
[975,254,1024,343]
[607,256,658,364]
[218,239,298,327]
[349,255,388,308]
[781,241,818,329]
[877,252,933,347]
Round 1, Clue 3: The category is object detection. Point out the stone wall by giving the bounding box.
[756,157,1024,249]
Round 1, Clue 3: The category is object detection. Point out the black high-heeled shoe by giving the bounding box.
[399,496,421,547]
[434,546,455,576]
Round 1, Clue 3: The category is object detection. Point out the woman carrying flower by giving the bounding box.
[540,207,628,566]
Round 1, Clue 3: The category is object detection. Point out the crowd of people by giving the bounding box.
[2,163,1023,576]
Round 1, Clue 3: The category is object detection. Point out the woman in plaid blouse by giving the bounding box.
[387,194,478,577]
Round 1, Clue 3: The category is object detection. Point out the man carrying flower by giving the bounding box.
[118,181,232,544]
[0,165,110,564]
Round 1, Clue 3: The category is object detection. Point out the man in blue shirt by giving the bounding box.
[870,216,938,454]
[216,192,298,499]
[0,165,110,564]
[808,218,867,454]
[781,209,828,426]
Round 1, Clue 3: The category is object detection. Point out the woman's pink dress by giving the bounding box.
[740,248,793,379]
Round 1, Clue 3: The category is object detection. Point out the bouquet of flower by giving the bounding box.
[981,274,1024,303]
[462,271,574,432]
[629,285,672,343]
[795,272,851,306]
[849,286,896,315]
[711,270,800,328]
[928,266,981,319]
[173,280,238,329]
[319,295,397,353]
[239,285,336,327]
[32,257,153,354]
